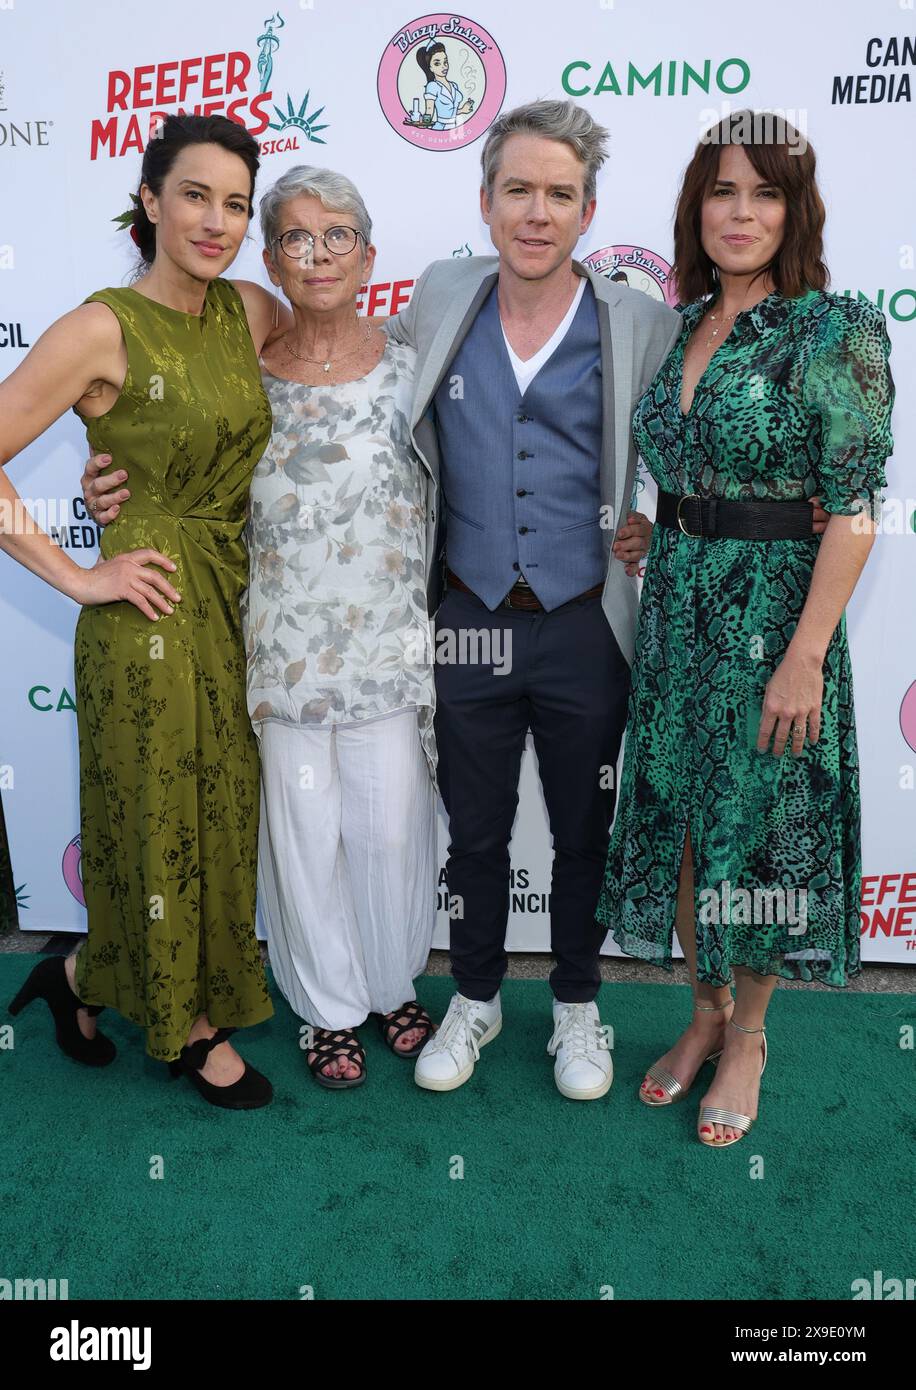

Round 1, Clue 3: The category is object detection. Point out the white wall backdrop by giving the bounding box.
[1,0,914,962]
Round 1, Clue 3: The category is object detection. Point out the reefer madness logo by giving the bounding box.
[89,11,325,159]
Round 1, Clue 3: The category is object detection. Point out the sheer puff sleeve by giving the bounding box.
[803,296,894,518]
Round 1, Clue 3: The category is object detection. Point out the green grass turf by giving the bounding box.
[1,959,912,1300]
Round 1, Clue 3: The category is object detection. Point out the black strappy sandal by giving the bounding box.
[377,1000,436,1059]
[306,1028,366,1090]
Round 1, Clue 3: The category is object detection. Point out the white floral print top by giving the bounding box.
[241,338,436,778]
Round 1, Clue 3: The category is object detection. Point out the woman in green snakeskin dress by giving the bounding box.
[1,116,293,1107]
[596,119,894,1146]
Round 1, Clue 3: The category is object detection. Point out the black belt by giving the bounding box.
[656,490,815,540]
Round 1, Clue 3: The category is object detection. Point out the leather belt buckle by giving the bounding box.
[676,494,702,538]
[503,582,540,611]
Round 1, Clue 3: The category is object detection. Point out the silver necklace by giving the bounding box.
[284,322,374,373]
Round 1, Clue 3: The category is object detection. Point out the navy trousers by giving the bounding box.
[433,585,631,1003]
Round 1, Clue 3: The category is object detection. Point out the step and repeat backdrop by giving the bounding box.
[1,0,914,960]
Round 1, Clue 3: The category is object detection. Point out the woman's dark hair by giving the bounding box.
[416,41,447,83]
[131,113,260,266]
[672,110,828,303]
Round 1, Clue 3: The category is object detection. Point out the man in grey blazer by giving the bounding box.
[387,99,681,1100]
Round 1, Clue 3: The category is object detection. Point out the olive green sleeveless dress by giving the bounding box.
[72,278,274,1060]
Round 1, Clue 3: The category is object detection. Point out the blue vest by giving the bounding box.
[434,281,606,610]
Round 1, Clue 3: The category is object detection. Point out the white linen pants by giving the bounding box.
[257,710,437,1030]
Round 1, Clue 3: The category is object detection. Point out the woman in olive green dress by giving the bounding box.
[596,116,894,1146]
[3,115,291,1108]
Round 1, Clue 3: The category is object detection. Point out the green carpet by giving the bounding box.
[0,958,912,1300]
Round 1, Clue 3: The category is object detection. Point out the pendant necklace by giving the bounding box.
[704,308,739,348]
[285,322,374,373]
[703,282,763,349]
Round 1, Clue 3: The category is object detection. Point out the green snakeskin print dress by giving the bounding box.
[72,279,274,1059]
[596,291,894,986]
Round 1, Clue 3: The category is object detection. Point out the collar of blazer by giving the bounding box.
[409,255,628,432]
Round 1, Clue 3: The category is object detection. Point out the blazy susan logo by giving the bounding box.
[583,243,678,502]
[89,10,326,160]
[63,836,85,908]
[378,13,506,150]
[583,245,678,306]
[901,681,916,756]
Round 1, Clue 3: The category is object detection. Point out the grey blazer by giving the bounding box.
[385,255,681,665]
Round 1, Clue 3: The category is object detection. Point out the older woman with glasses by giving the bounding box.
[245,166,438,1087]
[85,166,439,1090]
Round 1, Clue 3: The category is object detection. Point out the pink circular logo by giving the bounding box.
[582,244,679,306]
[62,835,85,908]
[377,14,506,151]
[901,681,916,754]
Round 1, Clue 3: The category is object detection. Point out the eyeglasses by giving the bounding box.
[272,226,364,258]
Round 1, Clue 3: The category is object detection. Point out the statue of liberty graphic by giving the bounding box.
[257,12,285,93]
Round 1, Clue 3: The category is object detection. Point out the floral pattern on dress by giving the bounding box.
[242,338,437,779]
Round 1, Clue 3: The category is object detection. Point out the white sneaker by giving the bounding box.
[414,991,502,1092]
[547,1001,613,1101]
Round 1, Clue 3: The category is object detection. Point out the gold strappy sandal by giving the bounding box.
[698,1019,768,1146]
[639,993,733,1107]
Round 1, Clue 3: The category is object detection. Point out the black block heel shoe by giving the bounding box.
[8,955,116,1067]
[167,1026,273,1110]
